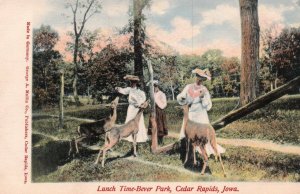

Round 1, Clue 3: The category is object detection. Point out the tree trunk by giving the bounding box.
[156,76,300,154]
[72,73,80,105]
[271,81,274,91]
[170,83,175,101]
[133,0,144,89]
[87,85,90,104]
[147,59,158,152]
[275,70,279,89]
[43,68,47,92]
[73,36,80,106]
[59,71,64,129]
[239,0,260,106]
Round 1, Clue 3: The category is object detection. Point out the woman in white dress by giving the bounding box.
[177,68,225,156]
[115,75,148,143]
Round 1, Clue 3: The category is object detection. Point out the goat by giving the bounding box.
[68,97,119,156]
[182,104,226,177]
[94,100,149,167]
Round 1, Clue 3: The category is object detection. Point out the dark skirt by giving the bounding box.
[148,105,168,137]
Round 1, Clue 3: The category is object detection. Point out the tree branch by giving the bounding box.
[79,0,95,36]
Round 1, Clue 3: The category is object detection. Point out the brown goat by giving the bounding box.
[69,97,119,156]
[182,104,226,177]
[94,100,149,167]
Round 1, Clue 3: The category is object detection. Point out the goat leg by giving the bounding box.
[200,146,208,175]
[101,148,107,167]
[213,146,226,177]
[133,133,137,157]
[210,138,226,177]
[193,145,197,166]
[218,153,226,177]
[68,139,74,157]
[98,138,118,167]
[94,149,103,165]
[184,139,190,165]
[75,136,86,154]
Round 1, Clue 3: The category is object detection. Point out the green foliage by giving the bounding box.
[32,25,63,109]
[260,26,300,93]
[88,44,132,99]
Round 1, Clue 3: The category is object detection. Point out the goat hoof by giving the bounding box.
[133,154,138,157]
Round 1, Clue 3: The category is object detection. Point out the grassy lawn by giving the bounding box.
[32,134,300,182]
[32,95,300,182]
[217,95,300,144]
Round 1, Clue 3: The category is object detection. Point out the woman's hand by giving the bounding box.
[199,90,205,98]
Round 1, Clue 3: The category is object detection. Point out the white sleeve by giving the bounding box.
[201,90,212,111]
[177,85,189,105]
[118,87,130,95]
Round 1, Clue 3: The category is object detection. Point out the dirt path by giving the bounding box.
[217,138,300,155]
[32,131,70,142]
[168,132,300,155]
[32,114,96,123]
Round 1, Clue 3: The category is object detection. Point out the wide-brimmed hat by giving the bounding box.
[192,68,211,80]
[123,75,140,81]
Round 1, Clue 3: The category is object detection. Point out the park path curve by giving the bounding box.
[168,132,300,156]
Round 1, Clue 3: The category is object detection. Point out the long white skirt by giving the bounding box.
[179,111,225,156]
[122,105,149,143]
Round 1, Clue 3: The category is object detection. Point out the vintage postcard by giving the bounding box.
[1,0,300,193]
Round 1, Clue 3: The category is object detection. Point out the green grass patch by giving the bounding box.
[32,134,300,182]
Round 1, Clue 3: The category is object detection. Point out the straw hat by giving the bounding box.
[192,68,211,80]
[123,75,140,81]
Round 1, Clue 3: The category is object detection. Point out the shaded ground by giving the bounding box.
[32,95,300,182]
[32,133,300,182]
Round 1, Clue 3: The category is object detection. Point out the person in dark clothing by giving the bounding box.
[148,80,168,145]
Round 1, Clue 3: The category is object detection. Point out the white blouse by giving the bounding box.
[177,83,212,112]
[118,87,146,107]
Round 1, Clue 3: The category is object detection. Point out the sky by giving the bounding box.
[33,0,300,60]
